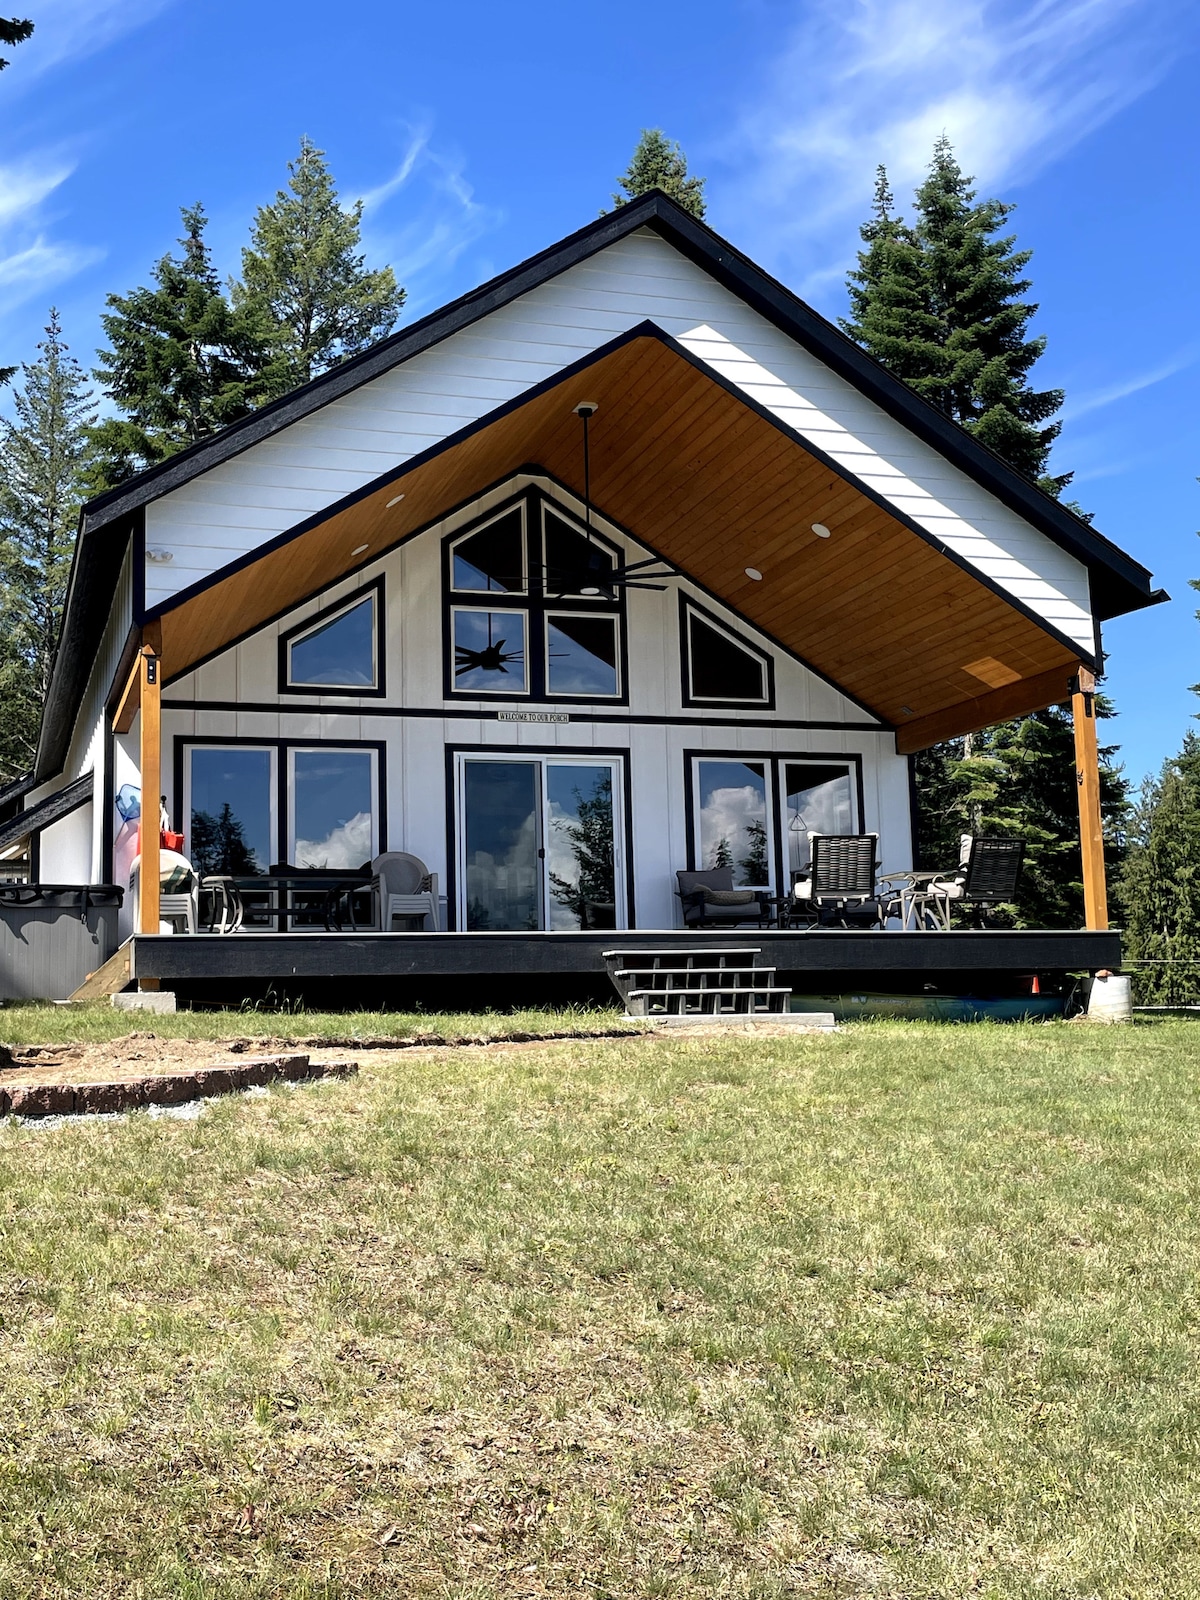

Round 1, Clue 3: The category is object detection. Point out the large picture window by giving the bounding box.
[687,753,860,894]
[185,746,277,877]
[181,740,383,878]
[279,579,384,696]
[443,491,624,702]
[288,747,378,868]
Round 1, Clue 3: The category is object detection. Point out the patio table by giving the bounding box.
[223,868,372,932]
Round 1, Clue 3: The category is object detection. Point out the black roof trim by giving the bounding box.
[34,511,138,780]
[0,771,93,853]
[78,190,1160,624]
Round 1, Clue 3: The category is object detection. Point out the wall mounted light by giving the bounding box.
[812,523,831,538]
[744,567,763,581]
[146,547,174,563]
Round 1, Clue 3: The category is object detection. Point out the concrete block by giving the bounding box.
[8,1083,76,1117]
[112,991,177,1014]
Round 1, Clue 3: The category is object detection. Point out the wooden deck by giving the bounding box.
[128,927,1122,1005]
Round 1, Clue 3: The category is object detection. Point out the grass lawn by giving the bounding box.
[2,1017,1200,1597]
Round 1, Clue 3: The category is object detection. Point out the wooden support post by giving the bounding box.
[138,646,162,940]
[1072,667,1108,931]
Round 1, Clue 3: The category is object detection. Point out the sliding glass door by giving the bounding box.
[456,753,625,931]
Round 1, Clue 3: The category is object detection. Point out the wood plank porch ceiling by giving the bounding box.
[158,334,1082,745]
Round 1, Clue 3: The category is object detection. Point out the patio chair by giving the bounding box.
[789,833,882,928]
[675,868,772,929]
[202,875,245,933]
[904,836,1025,929]
[130,849,198,934]
[371,852,440,931]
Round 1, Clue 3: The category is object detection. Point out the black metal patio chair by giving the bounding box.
[788,832,883,928]
[675,868,772,929]
[900,835,1025,929]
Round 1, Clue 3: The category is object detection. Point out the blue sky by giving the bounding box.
[0,0,1196,784]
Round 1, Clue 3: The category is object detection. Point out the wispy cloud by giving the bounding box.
[1062,346,1200,420]
[723,0,1181,298]
[357,125,504,311]
[0,155,105,312]
[4,0,176,80]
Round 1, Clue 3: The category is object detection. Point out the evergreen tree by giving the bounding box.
[0,15,32,71]
[88,205,286,490]
[548,775,615,924]
[0,312,96,781]
[234,137,405,389]
[842,167,943,391]
[914,704,1127,928]
[844,138,1065,486]
[608,130,706,219]
[845,139,1127,923]
[1116,739,1200,1004]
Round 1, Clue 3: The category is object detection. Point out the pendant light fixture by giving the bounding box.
[571,400,675,594]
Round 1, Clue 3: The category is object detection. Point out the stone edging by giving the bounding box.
[1,1054,357,1119]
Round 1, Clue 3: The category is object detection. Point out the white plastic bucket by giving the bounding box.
[1086,973,1132,1023]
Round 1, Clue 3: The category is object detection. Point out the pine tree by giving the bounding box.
[1116,739,1200,1004]
[0,311,96,780]
[88,204,286,490]
[608,130,706,219]
[845,139,1127,923]
[234,137,405,389]
[0,15,32,70]
[845,139,1066,486]
[841,167,943,391]
[914,705,1127,927]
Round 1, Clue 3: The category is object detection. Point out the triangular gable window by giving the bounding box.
[281,581,383,695]
[680,598,774,709]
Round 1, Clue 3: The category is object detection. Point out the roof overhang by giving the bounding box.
[39,190,1164,779]
[151,329,1093,748]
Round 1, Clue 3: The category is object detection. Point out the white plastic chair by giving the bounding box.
[371,852,439,931]
[130,849,198,934]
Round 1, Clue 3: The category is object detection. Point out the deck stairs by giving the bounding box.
[602,946,793,1018]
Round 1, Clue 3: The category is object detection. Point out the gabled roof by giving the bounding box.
[38,190,1163,782]
[79,189,1161,620]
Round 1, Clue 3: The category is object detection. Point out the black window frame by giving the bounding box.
[277,575,386,699]
[678,594,775,711]
[683,749,864,896]
[175,734,388,872]
[442,489,628,705]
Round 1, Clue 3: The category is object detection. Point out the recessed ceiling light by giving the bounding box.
[744,567,763,581]
[812,523,831,538]
[351,543,370,557]
[580,585,602,596]
[386,493,405,508]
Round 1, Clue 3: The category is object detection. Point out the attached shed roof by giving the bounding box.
[0,771,92,854]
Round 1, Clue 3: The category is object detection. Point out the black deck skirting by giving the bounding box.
[131,928,1121,984]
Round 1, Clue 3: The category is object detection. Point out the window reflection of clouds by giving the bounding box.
[291,751,374,868]
[697,761,768,887]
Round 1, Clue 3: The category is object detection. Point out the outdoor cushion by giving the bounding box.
[705,889,757,905]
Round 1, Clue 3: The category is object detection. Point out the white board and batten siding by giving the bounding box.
[162,479,910,929]
[25,546,134,883]
[144,228,1096,654]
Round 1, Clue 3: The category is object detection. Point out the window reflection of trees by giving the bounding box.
[548,773,614,928]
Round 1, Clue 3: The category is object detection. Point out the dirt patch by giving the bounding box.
[0,1033,358,1087]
